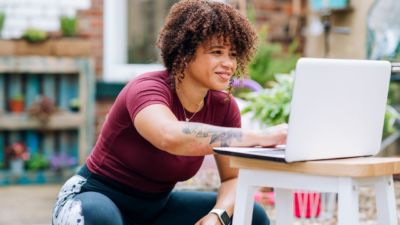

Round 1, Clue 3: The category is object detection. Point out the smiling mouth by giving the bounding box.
[215,72,231,81]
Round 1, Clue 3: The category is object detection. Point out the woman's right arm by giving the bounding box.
[134,104,287,156]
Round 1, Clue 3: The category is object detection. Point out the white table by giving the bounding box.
[227,156,400,225]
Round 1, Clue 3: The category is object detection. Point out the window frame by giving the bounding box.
[103,0,164,82]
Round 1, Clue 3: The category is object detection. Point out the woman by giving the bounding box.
[52,1,287,225]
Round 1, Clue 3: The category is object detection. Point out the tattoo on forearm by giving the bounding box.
[183,124,242,147]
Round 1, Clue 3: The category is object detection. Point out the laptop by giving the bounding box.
[214,58,392,163]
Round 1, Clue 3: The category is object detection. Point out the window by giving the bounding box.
[103,0,176,82]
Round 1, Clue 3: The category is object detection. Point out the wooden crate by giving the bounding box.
[0,56,95,184]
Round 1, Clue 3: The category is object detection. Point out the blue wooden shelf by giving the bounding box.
[0,56,95,185]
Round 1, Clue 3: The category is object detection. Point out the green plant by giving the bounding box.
[241,73,400,138]
[22,28,47,43]
[0,12,5,35]
[60,16,77,37]
[26,153,49,171]
[11,94,24,101]
[383,105,400,138]
[69,98,80,112]
[248,26,300,87]
[241,73,293,126]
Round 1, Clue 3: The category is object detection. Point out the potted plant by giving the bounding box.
[26,152,50,183]
[60,16,77,37]
[69,98,80,112]
[22,28,48,43]
[49,153,77,179]
[9,94,24,113]
[28,96,57,125]
[52,16,91,56]
[17,28,52,55]
[6,142,30,177]
[26,153,49,171]
[0,11,5,36]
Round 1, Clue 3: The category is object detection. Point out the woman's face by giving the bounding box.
[184,37,237,91]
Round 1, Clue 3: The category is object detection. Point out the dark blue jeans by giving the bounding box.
[52,165,270,225]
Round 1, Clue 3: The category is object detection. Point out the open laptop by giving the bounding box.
[214,58,392,163]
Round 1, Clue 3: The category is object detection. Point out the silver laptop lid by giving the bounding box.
[285,58,391,162]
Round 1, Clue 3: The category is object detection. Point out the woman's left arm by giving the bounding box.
[195,154,238,225]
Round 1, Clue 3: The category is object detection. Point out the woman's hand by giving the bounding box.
[195,213,222,225]
[260,123,288,147]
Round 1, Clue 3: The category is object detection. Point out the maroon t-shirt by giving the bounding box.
[86,71,241,193]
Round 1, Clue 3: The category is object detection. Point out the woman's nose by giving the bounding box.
[221,55,236,69]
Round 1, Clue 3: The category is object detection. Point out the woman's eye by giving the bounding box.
[230,52,237,57]
[211,50,223,54]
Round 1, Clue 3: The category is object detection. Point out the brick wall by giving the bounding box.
[95,98,113,140]
[78,0,103,78]
[251,0,307,51]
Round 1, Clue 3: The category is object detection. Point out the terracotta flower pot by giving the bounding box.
[9,99,24,113]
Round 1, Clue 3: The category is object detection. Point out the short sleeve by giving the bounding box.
[125,77,172,121]
[222,96,241,128]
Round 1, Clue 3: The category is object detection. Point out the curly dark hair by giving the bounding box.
[157,0,257,89]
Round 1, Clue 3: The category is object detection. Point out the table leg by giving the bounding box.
[232,170,257,225]
[337,177,359,225]
[275,188,294,225]
[375,175,397,225]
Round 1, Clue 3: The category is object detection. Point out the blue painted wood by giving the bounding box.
[0,57,95,185]
[25,76,40,107]
[8,74,23,98]
[43,133,55,158]
[0,133,4,166]
[68,76,79,104]
[26,132,39,155]
[59,131,69,155]
[59,76,69,110]
[68,130,78,161]
[25,75,41,156]
[43,75,56,102]
[0,75,5,112]
[42,75,57,159]
[9,132,22,144]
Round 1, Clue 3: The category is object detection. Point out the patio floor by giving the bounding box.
[0,180,399,225]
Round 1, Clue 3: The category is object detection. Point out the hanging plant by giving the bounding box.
[28,96,57,125]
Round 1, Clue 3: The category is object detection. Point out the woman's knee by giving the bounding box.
[75,192,124,225]
[252,203,270,225]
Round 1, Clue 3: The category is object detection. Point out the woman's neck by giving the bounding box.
[175,79,208,113]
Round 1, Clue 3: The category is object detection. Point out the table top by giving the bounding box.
[230,156,400,177]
